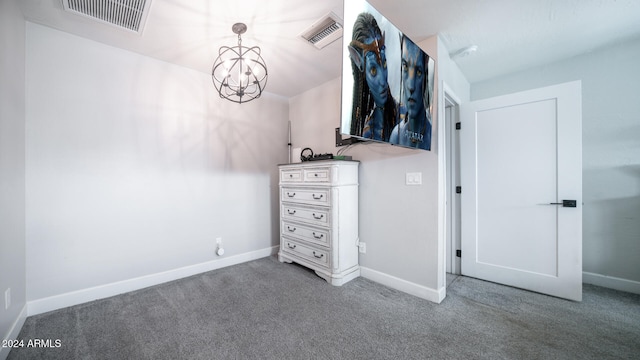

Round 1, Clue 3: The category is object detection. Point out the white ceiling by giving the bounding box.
[18,0,640,99]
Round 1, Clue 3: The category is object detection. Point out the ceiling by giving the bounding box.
[18,0,640,99]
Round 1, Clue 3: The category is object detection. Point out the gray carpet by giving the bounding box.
[8,256,640,359]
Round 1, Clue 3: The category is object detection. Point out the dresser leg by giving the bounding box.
[315,266,360,286]
[278,252,293,264]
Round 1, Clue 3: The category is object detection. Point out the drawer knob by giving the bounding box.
[312,232,324,239]
[289,174,293,178]
[312,251,324,259]
[287,209,296,215]
[287,226,296,232]
[287,192,296,197]
[312,213,324,219]
[314,173,318,177]
[312,194,323,199]
[287,243,296,249]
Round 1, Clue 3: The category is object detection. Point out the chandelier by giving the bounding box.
[212,23,268,104]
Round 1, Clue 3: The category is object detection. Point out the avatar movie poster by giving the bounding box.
[340,0,435,150]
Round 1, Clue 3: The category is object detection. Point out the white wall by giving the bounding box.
[24,23,289,307]
[437,38,471,105]
[472,37,640,290]
[0,0,27,355]
[290,36,470,302]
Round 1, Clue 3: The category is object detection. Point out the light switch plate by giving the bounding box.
[406,172,422,185]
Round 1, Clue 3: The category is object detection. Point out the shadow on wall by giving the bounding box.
[583,164,640,279]
[205,102,288,174]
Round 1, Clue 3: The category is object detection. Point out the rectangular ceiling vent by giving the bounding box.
[299,12,343,50]
[62,0,152,35]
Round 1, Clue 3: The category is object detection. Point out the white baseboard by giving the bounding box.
[360,266,445,304]
[27,246,279,316]
[583,271,640,295]
[1,304,27,360]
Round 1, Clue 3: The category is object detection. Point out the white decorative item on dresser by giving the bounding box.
[278,160,360,286]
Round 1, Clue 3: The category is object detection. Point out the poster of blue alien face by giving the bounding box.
[340,0,435,150]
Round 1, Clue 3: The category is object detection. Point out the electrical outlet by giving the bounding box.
[359,242,366,254]
[5,288,10,310]
[215,237,224,256]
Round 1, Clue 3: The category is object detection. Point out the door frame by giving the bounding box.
[444,88,461,276]
[438,81,462,296]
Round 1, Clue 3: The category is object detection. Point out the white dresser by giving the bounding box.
[278,160,360,286]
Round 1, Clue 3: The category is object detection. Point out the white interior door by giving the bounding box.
[460,81,582,301]
[445,100,462,276]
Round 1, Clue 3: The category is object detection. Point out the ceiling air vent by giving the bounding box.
[299,12,343,50]
[62,0,152,35]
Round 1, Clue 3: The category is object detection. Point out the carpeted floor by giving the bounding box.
[8,256,640,359]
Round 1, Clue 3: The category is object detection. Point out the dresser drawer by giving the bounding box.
[281,239,330,268]
[282,220,330,247]
[281,169,302,182]
[282,204,330,226]
[281,188,330,205]
[303,168,330,182]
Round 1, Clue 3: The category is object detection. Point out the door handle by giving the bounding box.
[548,200,577,208]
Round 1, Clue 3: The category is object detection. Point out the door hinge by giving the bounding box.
[455,122,461,130]
[456,250,461,258]
[456,186,462,194]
